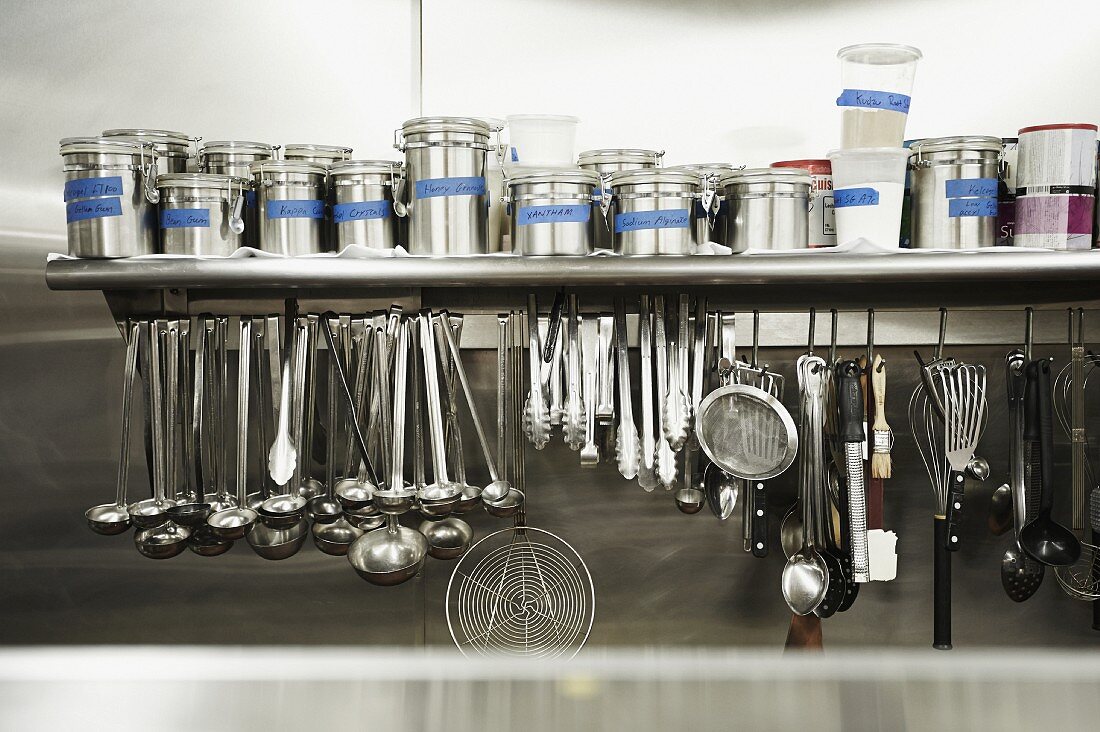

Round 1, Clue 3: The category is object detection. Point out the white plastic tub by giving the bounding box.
[506,115,579,168]
[827,147,909,248]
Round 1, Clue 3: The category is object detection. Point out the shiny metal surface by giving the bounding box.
[721,169,811,251]
[506,171,599,256]
[329,160,401,250]
[251,160,328,255]
[609,170,702,255]
[156,173,248,255]
[909,137,1001,250]
[579,149,663,251]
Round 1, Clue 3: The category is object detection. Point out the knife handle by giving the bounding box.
[945,469,965,551]
[750,479,768,558]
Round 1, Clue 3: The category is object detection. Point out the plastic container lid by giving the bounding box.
[578,149,663,167]
[249,160,328,176]
[329,159,403,177]
[907,136,1002,156]
[400,117,491,136]
[836,43,923,64]
[200,141,276,155]
[1018,123,1098,134]
[719,167,811,188]
[772,159,831,175]
[156,172,250,190]
[103,128,194,142]
[826,147,910,188]
[608,168,701,188]
[60,136,147,155]
[507,168,601,188]
[507,114,580,124]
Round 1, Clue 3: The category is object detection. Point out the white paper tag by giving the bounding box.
[867,529,898,581]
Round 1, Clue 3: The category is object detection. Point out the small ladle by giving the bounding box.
[128,321,177,528]
[334,320,380,511]
[206,317,259,540]
[416,310,462,518]
[1020,358,1082,566]
[165,320,213,529]
[297,314,325,501]
[247,518,309,561]
[188,318,234,557]
[433,314,482,515]
[437,310,517,511]
[87,320,139,536]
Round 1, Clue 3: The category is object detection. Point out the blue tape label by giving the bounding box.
[833,187,880,208]
[414,176,486,199]
[64,175,124,201]
[160,208,210,228]
[510,147,519,163]
[66,197,123,223]
[516,204,591,226]
[614,209,690,233]
[836,88,911,114]
[948,198,998,218]
[333,201,390,223]
[266,199,324,219]
[945,178,998,199]
[245,190,256,208]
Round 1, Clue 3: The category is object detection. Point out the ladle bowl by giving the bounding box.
[481,480,510,504]
[344,505,386,530]
[419,517,474,560]
[298,478,325,501]
[313,517,364,556]
[483,488,525,519]
[259,493,307,529]
[85,503,131,535]
[306,494,343,524]
[246,518,309,560]
[674,488,706,515]
[1020,518,1082,567]
[134,521,191,560]
[335,481,376,511]
[187,524,234,557]
[452,483,483,515]
[206,506,258,541]
[166,501,212,529]
[417,482,462,519]
[347,520,429,586]
[374,488,418,516]
[128,498,177,530]
[966,456,991,482]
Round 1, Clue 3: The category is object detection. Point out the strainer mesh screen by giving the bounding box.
[700,393,789,476]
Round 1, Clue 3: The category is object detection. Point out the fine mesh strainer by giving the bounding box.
[696,383,798,481]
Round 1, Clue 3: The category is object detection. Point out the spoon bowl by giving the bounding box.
[313,517,364,556]
[703,463,737,521]
[85,503,132,535]
[781,548,829,615]
[988,483,1013,536]
[187,524,234,557]
[135,521,191,559]
[419,517,473,560]
[780,503,803,559]
[1001,542,1045,601]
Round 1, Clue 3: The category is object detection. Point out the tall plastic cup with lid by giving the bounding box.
[826,147,909,248]
[836,44,922,149]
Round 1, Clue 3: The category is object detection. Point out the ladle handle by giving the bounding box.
[933,517,952,650]
[320,313,380,488]
[390,321,409,488]
[420,311,450,484]
[235,317,253,505]
[114,321,140,507]
[439,310,501,481]
[1036,358,1056,515]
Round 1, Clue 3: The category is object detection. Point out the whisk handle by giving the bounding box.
[933,516,952,650]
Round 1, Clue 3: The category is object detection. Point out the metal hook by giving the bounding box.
[866,308,875,371]
[751,309,760,369]
[1077,307,1085,348]
[1023,307,1033,362]
[807,307,816,356]
[828,309,838,364]
[935,307,948,360]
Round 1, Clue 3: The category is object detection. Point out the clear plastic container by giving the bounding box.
[506,114,580,168]
[827,147,910,248]
[837,44,922,149]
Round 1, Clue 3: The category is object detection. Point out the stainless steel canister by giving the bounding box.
[396,117,492,255]
[506,169,601,255]
[907,136,1001,250]
[579,148,664,250]
[282,144,354,165]
[328,160,402,251]
[250,160,328,255]
[608,168,705,255]
[199,141,278,247]
[60,136,159,257]
[667,163,738,246]
[156,173,248,256]
[719,168,811,252]
[102,128,195,173]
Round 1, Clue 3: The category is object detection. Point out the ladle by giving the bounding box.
[260,316,310,526]
[334,320,381,511]
[165,319,213,529]
[1020,358,1082,566]
[86,320,139,535]
[1001,349,1045,600]
[307,316,345,524]
[207,317,259,540]
[297,314,325,500]
[417,310,462,517]
[437,310,519,514]
[247,517,309,561]
[129,321,178,528]
[332,316,373,501]
[433,315,481,514]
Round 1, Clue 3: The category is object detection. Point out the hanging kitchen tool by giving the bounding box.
[703,312,738,521]
[637,295,659,491]
[524,295,551,450]
[579,314,601,466]
[613,298,640,480]
[836,360,869,582]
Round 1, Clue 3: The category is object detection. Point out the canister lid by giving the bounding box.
[507,168,602,187]
[719,167,811,187]
[400,117,491,136]
[772,159,830,175]
[907,136,1003,156]
[329,159,403,177]
[666,163,739,176]
[578,148,664,167]
[283,143,354,159]
[249,160,328,176]
[156,172,250,190]
[200,140,276,155]
[59,136,148,155]
[1018,123,1098,135]
[102,128,194,145]
[607,168,701,187]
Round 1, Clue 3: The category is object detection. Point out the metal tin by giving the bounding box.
[506,169,601,255]
[608,169,705,255]
[60,136,159,257]
[102,128,195,173]
[772,159,835,248]
[719,168,811,251]
[282,144,353,166]
[396,116,492,255]
[580,149,664,251]
[668,164,739,247]
[1015,123,1097,249]
[328,160,402,251]
[250,160,328,255]
[907,136,1001,250]
[156,173,249,256]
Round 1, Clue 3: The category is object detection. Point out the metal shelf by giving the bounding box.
[44,250,1100,311]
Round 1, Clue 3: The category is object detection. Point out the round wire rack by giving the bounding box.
[446,526,594,659]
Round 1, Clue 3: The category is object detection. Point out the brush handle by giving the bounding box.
[934,516,952,650]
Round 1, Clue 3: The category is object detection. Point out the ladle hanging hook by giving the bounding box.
[935,307,948,360]
[1024,307,1034,362]
[829,309,838,364]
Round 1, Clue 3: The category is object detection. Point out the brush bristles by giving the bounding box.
[872,450,892,480]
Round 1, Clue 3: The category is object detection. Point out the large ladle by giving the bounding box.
[334,320,381,511]
[415,310,462,518]
[297,314,325,500]
[129,321,177,528]
[86,320,140,535]
[260,315,308,527]
[188,317,234,557]
[333,316,375,496]
[1020,358,1082,566]
[207,317,259,540]
[437,310,520,514]
[434,315,481,514]
[165,319,213,529]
